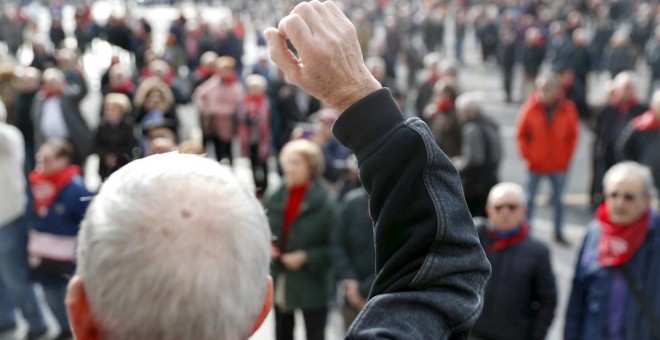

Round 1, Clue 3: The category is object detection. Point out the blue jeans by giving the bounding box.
[0,216,47,333]
[526,172,567,235]
[42,282,69,331]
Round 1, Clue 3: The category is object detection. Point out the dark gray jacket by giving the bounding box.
[31,81,92,165]
[333,89,491,338]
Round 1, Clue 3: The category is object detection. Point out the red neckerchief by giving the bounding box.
[435,98,454,113]
[631,111,660,132]
[487,223,530,252]
[29,165,81,217]
[41,86,63,99]
[221,74,239,85]
[427,73,439,85]
[596,203,650,267]
[281,182,310,251]
[245,94,267,117]
[610,94,639,115]
[110,80,135,94]
[195,66,214,79]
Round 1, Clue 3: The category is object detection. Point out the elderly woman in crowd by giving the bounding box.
[192,56,243,166]
[264,139,337,340]
[133,76,178,136]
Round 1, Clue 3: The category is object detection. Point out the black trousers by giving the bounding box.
[502,67,514,102]
[275,307,327,340]
[212,137,233,166]
[249,144,268,194]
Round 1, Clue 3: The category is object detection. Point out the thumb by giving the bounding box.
[265,28,300,81]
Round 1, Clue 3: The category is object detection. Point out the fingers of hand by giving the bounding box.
[264,27,300,79]
[292,1,327,36]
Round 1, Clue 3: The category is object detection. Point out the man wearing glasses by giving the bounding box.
[565,161,660,340]
[472,182,557,340]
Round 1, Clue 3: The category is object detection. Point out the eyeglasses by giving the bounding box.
[606,191,641,202]
[492,203,520,212]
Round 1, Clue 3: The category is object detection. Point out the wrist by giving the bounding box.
[333,77,382,113]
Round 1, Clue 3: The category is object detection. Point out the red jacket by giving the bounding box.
[517,92,580,172]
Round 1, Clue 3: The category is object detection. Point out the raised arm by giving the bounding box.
[266,2,490,338]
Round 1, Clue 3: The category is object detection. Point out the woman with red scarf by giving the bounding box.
[264,139,337,340]
[192,56,243,166]
[566,162,660,340]
[27,139,91,340]
[239,74,271,198]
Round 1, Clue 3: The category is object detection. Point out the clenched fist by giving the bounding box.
[264,1,382,113]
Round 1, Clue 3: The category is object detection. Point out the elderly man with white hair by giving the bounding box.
[66,2,491,339]
[472,182,557,340]
[566,162,660,340]
[453,92,502,217]
[31,67,92,166]
[0,101,49,339]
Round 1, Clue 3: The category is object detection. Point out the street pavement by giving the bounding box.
[3,2,657,339]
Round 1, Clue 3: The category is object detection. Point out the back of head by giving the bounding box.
[77,153,271,340]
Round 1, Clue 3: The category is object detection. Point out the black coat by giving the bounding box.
[12,90,37,149]
[523,44,546,76]
[94,120,139,180]
[594,103,647,169]
[617,117,660,194]
[473,222,557,340]
[332,187,375,298]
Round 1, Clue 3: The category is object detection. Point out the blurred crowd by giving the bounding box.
[0,0,660,339]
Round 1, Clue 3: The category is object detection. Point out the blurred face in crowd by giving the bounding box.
[487,190,526,231]
[281,151,311,187]
[103,102,125,124]
[45,76,65,93]
[145,90,167,111]
[604,175,650,225]
[36,144,70,175]
[537,80,560,105]
[146,127,177,154]
[618,79,636,101]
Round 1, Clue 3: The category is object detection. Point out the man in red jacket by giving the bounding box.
[517,73,580,244]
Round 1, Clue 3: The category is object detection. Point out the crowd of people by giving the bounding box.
[0,0,659,339]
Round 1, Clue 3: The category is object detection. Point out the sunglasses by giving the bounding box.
[606,191,641,202]
[492,203,520,212]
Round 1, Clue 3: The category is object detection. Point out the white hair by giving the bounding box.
[455,92,481,112]
[487,182,526,206]
[42,67,65,83]
[603,161,658,199]
[77,153,271,340]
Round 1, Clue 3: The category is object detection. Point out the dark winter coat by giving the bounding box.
[473,221,557,340]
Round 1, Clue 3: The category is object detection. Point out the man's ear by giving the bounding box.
[66,275,102,340]
[250,275,274,335]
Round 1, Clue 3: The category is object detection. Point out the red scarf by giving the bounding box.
[596,203,650,267]
[42,86,63,99]
[611,94,639,115]
[281,182,309,251]
[436,99,454,113]
[221,74,239,85]
[110,80,135,94]
[29,165,81,217]
[196,66,214,79]
[631,111,660,132]
[488,223,530,252]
